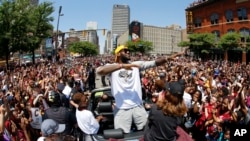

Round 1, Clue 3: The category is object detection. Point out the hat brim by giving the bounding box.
[115,46,128,55]
[55,124,65,134]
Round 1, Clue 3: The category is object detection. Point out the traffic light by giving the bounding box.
[102,29,106,36]
[83,30,86,37]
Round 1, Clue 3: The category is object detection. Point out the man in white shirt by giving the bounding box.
[97,45,185,133]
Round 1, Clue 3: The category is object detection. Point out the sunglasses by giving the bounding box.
[122,49,129,53]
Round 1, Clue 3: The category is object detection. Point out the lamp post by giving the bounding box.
[55,6,63,62]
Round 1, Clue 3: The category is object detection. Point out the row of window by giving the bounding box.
[194,7,248,27]
[212,28,250,41]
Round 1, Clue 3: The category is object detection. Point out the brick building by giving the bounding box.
[186,0,250,63]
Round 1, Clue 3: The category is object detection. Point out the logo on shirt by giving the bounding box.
[119,70,132,82]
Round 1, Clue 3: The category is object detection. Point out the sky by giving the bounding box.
[40,0,195,54]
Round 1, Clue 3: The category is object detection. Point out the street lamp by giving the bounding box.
[55,6,63,62]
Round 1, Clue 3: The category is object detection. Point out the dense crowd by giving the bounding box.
[0,53,249,141]
[141,57,250,141]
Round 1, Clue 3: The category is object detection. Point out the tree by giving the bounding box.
[68,41,98,56]
[125,40,153,55]
[0,0,54,68]
[246,36,250,50]
[178,41,190,47]
[25,1,54,64]
[217,32,241,61]
[178,33,216,59]
[0,0,16,69]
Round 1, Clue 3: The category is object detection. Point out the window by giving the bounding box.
[210,13,219,25]
[225,10,233,22]
[240,28,250,42]
[194,17,202,27]
[212,30,220,41]
[227,29,235,33]
[237,7,248,20]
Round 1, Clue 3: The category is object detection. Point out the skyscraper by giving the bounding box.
[111,4,130,50]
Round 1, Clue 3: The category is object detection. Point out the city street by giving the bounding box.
[95,74,110,88]
[95,74,103,88]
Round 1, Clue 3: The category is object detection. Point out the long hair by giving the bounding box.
[78,95,88,111]
[157,91,187,117]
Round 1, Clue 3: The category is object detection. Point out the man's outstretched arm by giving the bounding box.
[155,49,187,66]
[97,63,140,76]
[96,64,122,76]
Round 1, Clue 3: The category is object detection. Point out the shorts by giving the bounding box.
[114,105,148,133]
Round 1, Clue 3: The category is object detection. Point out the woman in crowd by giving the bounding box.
[144,80,188,141]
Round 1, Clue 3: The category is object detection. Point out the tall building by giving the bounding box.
[111,4,130,50]
[104,30,112,54]
[185,0,250,62]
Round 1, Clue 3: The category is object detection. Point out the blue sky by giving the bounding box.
[40,0,194,53]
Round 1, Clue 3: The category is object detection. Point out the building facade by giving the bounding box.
[65,28,100,54]
[186,0,250,63]
[142,25,183,55]
[112,22,183,55]
[111,4,130,50]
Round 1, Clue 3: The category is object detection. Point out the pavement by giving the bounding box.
[95,74,109,89]
[84,74,109,95]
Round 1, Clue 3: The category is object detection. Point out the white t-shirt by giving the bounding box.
[62,85,72,98]
[76,109,99,135]
[109,61,156,109]
[183,91,192,109]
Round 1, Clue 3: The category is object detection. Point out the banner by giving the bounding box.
[45,37,53,48]
[129,21,141,42]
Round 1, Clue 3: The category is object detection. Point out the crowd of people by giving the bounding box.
[139,56,250,141]
[0,46,249,141]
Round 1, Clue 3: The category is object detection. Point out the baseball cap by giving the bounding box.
[114,45,128,62]
[41,119,65,137]
[166,81,185,96]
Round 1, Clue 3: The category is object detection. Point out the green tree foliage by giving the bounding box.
[0,0,54,68]
[125,40,153,54]
[178,41,190,47]
[217,32,241,61]
[68,41,98,56]
[246,36,250,50]
[189,33,217,49]
[0,0,16,67]
[177,33,216,59]
[24,1,54,64]
[217,32,241,51]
